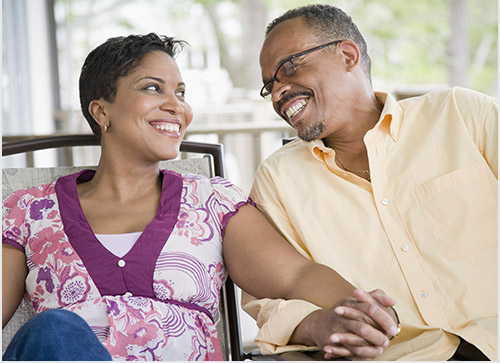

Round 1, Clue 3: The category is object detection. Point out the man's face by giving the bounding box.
[260,17,353,142]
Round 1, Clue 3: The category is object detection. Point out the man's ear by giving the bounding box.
[89,99,108,127]
[338,40,360,71]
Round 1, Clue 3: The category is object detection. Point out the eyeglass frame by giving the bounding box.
[259,40,343,101]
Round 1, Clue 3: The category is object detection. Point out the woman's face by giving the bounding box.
[100,50,193,163]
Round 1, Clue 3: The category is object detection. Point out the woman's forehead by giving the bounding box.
[128,51,182,81]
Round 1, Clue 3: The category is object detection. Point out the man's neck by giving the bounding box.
[322,92,383,151]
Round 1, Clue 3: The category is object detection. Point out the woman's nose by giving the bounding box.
[160,95,184,115]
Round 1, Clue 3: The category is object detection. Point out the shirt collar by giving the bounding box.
[374,91,403,142]
[309,91,403,159]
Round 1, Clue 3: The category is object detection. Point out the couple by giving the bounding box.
[3,3,497,361]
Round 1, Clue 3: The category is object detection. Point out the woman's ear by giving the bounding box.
[338,40,360,71]
[89,100,108,127]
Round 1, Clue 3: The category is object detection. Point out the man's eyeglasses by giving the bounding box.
[260,40,342,102]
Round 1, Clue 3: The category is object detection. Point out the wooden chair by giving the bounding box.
[2,134,245,360]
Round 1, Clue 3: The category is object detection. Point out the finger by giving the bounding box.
[344,318,390,347]
[329,332,374,347]
[346,345,384,360]
[345,294,398,337]
[323,344,354,358]
[368,288,397,307]
[335,305,375,323]
[325,343,384,360]
[334,305,380,334]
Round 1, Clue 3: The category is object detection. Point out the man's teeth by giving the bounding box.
[285,100,307,119]
[155,124,180,133]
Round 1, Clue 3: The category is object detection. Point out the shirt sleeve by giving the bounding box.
[241,293,321,354]
[243,164,321,354]
[478,95,498,178]
[209,177,255,237]
[453,87,498,178]
[2,189,31,251]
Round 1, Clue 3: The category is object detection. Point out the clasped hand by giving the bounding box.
[314,289,399,360]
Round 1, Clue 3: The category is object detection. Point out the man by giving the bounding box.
[243,4,497,361]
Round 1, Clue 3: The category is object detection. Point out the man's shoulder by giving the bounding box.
[399,87,496,110]
[261,138,309,165]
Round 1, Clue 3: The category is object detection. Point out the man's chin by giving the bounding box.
[297,123,325,142]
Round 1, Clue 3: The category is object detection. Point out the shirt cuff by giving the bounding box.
[245,297,322,355]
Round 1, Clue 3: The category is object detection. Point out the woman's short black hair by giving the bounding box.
[79,33,187,137]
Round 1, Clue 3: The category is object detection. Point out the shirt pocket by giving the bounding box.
[415,162,497,260]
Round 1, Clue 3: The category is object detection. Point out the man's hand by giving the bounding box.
[322,289,399,360]
[290,288,398,360]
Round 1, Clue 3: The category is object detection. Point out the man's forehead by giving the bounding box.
[260,18,317,68]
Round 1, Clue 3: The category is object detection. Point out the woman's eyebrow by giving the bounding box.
[138,77,185,88]
[139,76,165,83]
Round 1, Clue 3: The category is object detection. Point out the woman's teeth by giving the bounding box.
[155,124,180,133]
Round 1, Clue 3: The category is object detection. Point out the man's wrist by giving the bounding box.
[289,309,323,347]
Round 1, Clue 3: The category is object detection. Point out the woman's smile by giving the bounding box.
[149,119,181,138]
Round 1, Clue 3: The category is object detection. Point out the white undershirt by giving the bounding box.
[95,232,142,258]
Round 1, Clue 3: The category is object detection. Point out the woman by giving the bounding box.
[2,33,396,360]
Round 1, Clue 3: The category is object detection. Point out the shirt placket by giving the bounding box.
[367,134,450,329]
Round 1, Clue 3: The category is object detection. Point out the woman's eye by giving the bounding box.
[176,89,186,99]
[145,84,161,93]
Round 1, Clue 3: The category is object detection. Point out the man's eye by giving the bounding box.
[282,61,296,77]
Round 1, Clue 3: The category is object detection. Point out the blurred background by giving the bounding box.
[2,0,498,350]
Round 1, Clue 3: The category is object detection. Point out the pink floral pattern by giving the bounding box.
[3,172,249,360]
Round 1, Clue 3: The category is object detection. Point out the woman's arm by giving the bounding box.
[2,244,28,328]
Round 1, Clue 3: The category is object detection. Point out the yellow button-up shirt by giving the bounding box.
[244,87,498,360]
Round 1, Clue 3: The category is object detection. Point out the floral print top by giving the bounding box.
[3,169,251,360]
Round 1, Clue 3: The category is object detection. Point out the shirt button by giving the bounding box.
[117,259,126,268]
[401,244,410,252]
[381,198,389,206]
[421,291,429,299]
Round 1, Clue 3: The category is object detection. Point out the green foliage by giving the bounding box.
[54,0,497,96]
[258,0,497,95]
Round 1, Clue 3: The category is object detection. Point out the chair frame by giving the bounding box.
[2,134,245,361]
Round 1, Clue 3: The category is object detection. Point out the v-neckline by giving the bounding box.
[55,169,183,297]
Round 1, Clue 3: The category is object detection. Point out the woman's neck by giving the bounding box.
[79,153,162,201]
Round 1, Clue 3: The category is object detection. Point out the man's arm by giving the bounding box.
[224,204,399,359]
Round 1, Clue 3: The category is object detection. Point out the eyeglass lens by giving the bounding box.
[262,59,296,98]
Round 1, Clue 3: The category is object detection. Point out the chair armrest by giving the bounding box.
[245,348,329,361]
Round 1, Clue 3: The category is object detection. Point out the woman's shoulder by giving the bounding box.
[3,182,57,209]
